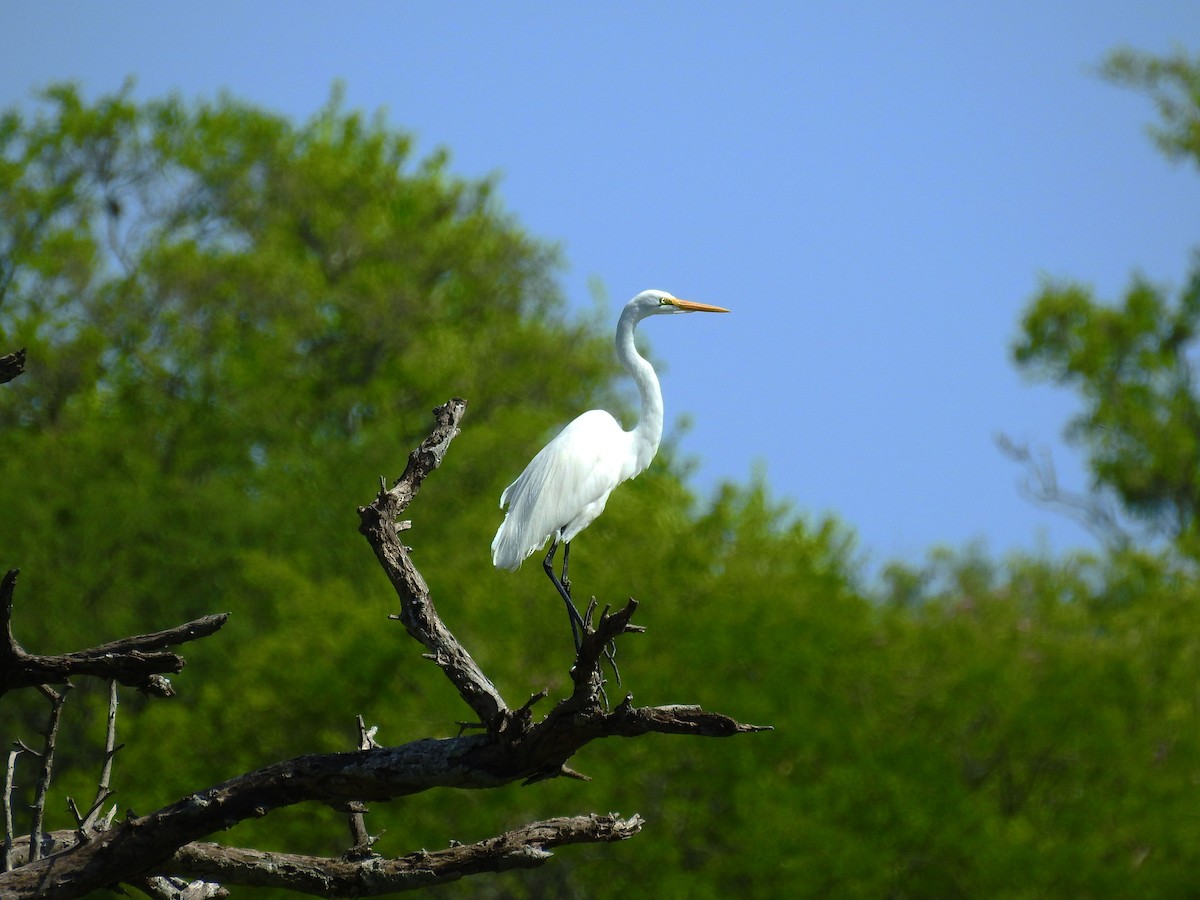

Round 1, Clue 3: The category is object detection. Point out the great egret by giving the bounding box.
[491,289,729,649]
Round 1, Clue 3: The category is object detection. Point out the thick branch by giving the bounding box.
[167,814,644,896]
[0,569,230,696]
[0,670,764,897]
[10,816,642,898]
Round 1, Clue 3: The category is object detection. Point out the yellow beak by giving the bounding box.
[671,298,730,313]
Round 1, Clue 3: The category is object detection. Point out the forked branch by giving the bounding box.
[0,569,230,697]
[356,398,508,730]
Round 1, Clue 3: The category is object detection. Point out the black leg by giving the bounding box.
[543,538,584,651]
[561,541,571,596]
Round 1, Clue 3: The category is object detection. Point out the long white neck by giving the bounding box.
[616,304,664,476]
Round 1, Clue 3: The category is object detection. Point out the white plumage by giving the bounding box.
[491,408,640,570]
[491,288,728,646]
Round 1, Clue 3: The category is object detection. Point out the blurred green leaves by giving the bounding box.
[1013,52,1200,553]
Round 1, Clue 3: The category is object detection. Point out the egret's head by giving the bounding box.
[627,289,730,318]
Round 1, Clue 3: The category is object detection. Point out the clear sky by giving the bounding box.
[2,2,1197,570]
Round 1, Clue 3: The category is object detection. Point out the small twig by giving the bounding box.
[95,682,119,818]
[77,681,121,836]
[67,798,83,828]
[3,744,23,872]
[519,689,549,714]
[355,716,380,751]
[29,685,69,863]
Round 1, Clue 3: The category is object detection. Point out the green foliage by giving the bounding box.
[1013,49,1200,555]
[2,75,1200,899]
[1102,47,1200,167]
[1013,266,1200,543]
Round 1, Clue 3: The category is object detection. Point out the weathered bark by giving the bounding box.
[10,816,644,897]
[169,814,645,896]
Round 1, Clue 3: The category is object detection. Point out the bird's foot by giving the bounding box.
[578,598,622,687]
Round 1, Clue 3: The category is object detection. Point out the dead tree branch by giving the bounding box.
[3,744,23,871]
[71,680,120,836]
[9,815,643,898]
[995,434,1131,549]
[167,813,644,896]
[357,398,509,730]
[0,398,769,898]
[28,686,68,864]
[354,400,769,745]
[0,569,230,696]
[0,349,26,385]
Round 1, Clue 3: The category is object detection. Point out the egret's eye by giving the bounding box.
[659,297,671,306]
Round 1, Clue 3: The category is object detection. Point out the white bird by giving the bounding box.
[491,289,729,649]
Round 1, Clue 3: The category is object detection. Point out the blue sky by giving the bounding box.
[2,2,1197,569]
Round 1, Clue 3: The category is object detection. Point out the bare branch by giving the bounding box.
[0,349,26,385]
[3,744,23,872]
[996,434,1131,549]
[166,814,645,897]
[29,686,69,863]
[77,681,120,835]
[357,399,510,730]
[0,569,230,696]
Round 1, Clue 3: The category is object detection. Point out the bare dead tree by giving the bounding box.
[0,398,770,898]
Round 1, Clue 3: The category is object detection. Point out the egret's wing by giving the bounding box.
[491,410,627,570]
